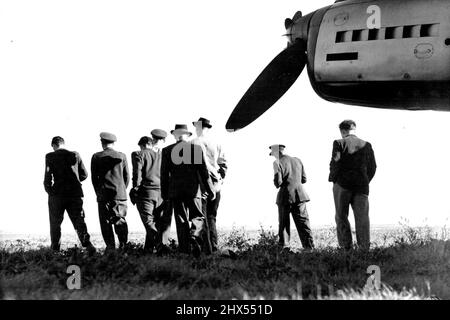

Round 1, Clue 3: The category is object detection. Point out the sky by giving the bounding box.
[1,0,450,237]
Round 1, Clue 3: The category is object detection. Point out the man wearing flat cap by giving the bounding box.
[270,144,314,250]
[43,136,96,254]
[329,120,377,250]
[160,124,215,257]
[91,132,130,251]
[192,117,228,253]
[130,129,168,253]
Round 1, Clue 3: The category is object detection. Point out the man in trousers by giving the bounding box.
[130,130,168,253]
[329,120,377,250]
[192,117,228,253]
[160,124,215,257]
[44,136,96,254]
[91,132,130,251]
[270,144,314,250]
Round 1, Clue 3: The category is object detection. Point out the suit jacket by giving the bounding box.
[131,148,161,199]
[44,149,87,197]
[161,141,214,200]
[191,136,228,192]
[328,135,377,195]
[273,154,310,205]
[91,147,130,202]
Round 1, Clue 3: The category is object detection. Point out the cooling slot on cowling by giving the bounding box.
[326,52,359,61]
[335,23,440,43]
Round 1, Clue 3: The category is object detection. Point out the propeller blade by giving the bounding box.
[226,40,307,132]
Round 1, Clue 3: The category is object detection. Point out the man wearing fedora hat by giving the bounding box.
[91,132,130,251]
[130,130,168,253]
[192,117,228,253]
[270,144,314,250]
[161,124,215,257]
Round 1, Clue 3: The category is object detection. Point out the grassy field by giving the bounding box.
[1,222,449,300]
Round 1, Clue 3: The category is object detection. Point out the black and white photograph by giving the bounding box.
[1,0,450,306]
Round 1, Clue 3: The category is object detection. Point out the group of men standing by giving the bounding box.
[44,117,376,255]
[269,119,377,251]
[44,117,227,256]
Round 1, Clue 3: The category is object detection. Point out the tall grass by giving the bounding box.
[1,222,449,300]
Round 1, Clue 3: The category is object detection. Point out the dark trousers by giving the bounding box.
[136,196,164,252]
[158,200,173,246]
[333,183,370,250]
[98,200,128,249]
[172,197,207,254]
[277,201,314,249]
[204,191,221,252]
[48,196,91,250]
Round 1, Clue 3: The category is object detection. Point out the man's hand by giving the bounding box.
[129,187,139,206]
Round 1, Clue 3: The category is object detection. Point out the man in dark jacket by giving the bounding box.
[130,129,167,253]
[43,136,95,254]
[329,120,377,250]
[91,132,130,251]
[270,144,314,250]
[160,124,215,257]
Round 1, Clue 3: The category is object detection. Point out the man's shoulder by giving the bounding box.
[163,143,177,152]
[45,151,55,159]
[131,150,142,158]
[92,150,104,158]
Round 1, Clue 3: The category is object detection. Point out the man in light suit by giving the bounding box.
[270,144,314,250]
[191,117,228,253]
[160,124,215,257]
[329,120,376,250]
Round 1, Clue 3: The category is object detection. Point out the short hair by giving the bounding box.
[138,136,152,146]
[339,120,356,131]
[51,136,65,147]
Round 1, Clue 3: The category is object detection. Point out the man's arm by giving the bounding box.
[217,145,228,180]
[91,154,99,195]
[123,154,130,188]
[77,153,88,182]
[195,144,215,197]
[43,154,53,194]
[300,160,307,184]
[131,151,143,189]
[273,160,282,189]
[367,143,377,182]
[160,147,170,200]
[329,140,341,182]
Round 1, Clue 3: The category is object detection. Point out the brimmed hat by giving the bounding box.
[269,144,286,156]
[192,117,212,128]
[100,132,117,143]
[170,124,192,136]
[151,129,167,140]
[138,136,152,146]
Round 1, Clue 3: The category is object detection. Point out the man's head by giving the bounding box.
[170,124,192,142]
[269,144,286,159]
[339,120,356,138]
[193,117,212,137]
[137,136,152,151]
[51,136,65,151]
[151,129,167,149]
[100,132,117,150]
